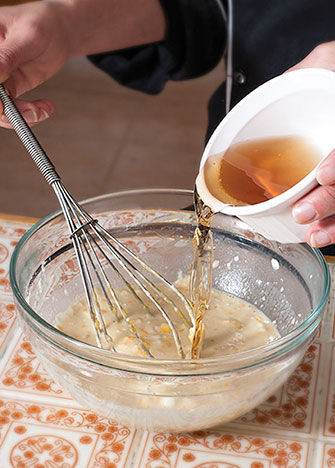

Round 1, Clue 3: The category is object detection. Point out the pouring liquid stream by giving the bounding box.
[190,135,322,358]
[190,191,214,359]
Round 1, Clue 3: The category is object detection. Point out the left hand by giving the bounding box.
[289,41,335,247]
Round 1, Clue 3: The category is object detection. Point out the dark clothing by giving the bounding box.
[89,0,226,96]
[89,0,335,138]
[89,0,335,254]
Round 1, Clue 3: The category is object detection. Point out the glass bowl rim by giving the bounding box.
[9,188,331,373]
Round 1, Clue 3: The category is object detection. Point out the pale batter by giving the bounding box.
[56,278,279,359]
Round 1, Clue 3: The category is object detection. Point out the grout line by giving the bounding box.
[100,98,150,190]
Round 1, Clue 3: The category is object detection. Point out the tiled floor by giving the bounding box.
[0,56,223,218]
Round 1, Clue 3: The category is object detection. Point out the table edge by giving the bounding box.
[0,212,38,225]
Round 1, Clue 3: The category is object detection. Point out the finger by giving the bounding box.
[292,184,335,224]
[0,77,13,115]
[286,41,335,72]
[316,149,335,185]
[305,216,335,248]
[0,97,54,128]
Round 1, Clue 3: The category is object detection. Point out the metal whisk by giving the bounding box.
[0,84,195,358]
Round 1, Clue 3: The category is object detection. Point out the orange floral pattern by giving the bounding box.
[23,209,190,300]
[0,301,16,349]
[324,345,335,438]
[51,238,153,294]
[1,215,335,468]
[0,241,9,264]
[233,344,320,433]
[10,435,78,468]
[0,396,135,468]
[0,223,30,298]
[41,211,161,297]
[321,444,335,468]
[141,432,307,468]
[0,334,69,398]
[0,267,11,295]
[0,224,28,239]
[98,210,191,231]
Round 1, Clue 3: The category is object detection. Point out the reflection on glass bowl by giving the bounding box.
[10,189,330,432]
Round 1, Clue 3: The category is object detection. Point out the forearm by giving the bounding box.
[49,0,167,57]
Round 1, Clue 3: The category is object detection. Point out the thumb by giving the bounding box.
[0,97,54,128]
[0,41,53,125]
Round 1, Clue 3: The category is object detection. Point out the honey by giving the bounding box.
[190,135,321,356]
[190,191,214,358]
[203,135,321,206]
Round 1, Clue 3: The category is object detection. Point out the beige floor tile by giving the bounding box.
[0,56,223,218]
[103,97,208,192]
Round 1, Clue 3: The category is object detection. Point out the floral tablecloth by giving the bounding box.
[0,214,335,468]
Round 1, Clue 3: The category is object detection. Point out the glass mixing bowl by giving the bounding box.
[10,189,330,432]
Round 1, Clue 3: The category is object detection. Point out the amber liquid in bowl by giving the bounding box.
[191,136,322,356]
[203,135,321,206]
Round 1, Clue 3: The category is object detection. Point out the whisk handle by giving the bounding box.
[0,84,61,185]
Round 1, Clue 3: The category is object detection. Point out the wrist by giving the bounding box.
[44,0,80,59]
[46,0,166,57]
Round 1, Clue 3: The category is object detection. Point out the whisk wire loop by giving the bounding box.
[52,182,108,349]
[55,183,145,352]
[57,184,185,357]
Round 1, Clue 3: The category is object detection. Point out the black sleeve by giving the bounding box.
[88,0,227,95]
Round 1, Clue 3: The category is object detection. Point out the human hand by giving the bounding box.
[289,42,335,247]
[0,1,71,127]
[0,0,166,129]
[292,151,335,247]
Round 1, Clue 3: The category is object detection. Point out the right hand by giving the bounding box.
[0,0,166,128]
[0,1,71,127]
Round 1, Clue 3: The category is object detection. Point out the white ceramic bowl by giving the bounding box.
[197,68,335,243]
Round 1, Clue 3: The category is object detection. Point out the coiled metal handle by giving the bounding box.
[0,84,60,185]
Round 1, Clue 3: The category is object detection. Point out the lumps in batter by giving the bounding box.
[56,277,279,359]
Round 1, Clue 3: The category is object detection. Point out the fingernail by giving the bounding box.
[41,108,49,120]
[317,165,335,185]
[22,109,38,123]
[310,231,332,247]
[292,202,317,223]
